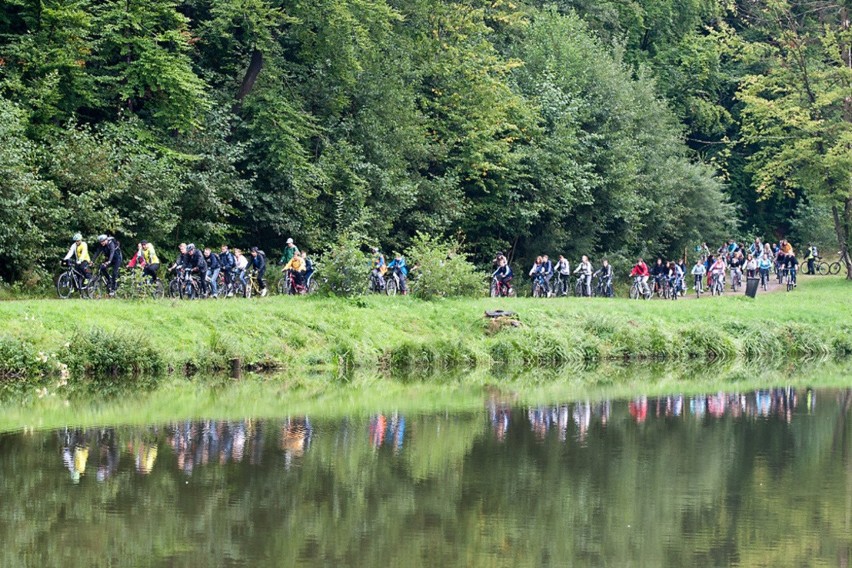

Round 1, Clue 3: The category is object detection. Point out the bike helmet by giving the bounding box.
[72,233,82,242]
[97,234,108,243]
[187,243,196,251]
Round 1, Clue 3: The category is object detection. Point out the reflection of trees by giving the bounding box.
[0,391,851,565]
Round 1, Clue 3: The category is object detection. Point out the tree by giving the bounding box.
[738,0,852,278]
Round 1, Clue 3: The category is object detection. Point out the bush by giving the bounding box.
[0,336,54,379]
[406,232,485,300]
[66,328,164,377]
[316,232,372,296]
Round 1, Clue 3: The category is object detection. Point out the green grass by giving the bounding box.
[0,276,850,377]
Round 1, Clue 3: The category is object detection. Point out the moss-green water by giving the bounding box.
[0,277,849,377]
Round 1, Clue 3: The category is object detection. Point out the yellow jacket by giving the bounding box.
[284,255,306,272]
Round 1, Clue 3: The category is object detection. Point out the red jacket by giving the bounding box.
[629,262,649,277]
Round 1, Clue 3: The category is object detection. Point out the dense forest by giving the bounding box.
[1,0,851,281]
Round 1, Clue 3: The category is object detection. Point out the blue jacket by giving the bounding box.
[387,258,408,277]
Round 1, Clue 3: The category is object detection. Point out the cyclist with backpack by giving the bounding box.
[92,234,123,296]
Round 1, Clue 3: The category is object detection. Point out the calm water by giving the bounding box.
[2,387,852,567]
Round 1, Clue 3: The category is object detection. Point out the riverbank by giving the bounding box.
[0,277,849,378]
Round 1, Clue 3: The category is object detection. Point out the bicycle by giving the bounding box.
[810,255,842,276]
[730,268,742,293]
[385,268,405,296]
[593,275,613,298]
[693,275,703,298]
[168,267,202,299]
[629,277,652,300]
[490,277,515,298]
[56,261,93,300]
[786,268,797,292]
[277,269,312,295]
[368,270,386,294]
[244,270,266,298]
[709,272,724,296]
[531,272,549,298]
[574,274,591,297]
[553,272,570,297]
[759,269,770,291]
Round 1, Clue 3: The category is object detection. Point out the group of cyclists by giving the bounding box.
[490,237,813,299]
[61,231,815,300]
[62,234,314,298]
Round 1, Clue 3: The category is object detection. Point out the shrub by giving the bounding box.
[0,336,53,379]
[406,232,485,300]
[316,232,372,296]
[66,328,164,377]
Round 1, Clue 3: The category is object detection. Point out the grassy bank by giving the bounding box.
[0,277,850,378]
[3,360,852,432]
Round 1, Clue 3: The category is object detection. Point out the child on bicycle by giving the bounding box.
[691,260,706,293]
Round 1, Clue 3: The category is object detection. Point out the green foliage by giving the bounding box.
[406,233,485,300]
[66,328,164,377]
[316,232,372,296]
[0,335,54,379]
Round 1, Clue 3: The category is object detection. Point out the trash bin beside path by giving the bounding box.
[745,277,760,298]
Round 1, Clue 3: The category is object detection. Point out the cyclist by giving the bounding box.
[691,259,706,293]
[805,244,818,275]
[219,245,236,291]
[492,251,506,270]
[283,249,307,293]
[729,251,744,291]
[786,253,798,287]
[140,241,160,283]
[780,239,793,255]
[203,247,221,297]
[540,255,554,296]
[91,234,123,296]
[629,258,650,296]
[709,255,727,292]
[233,248,248,292]
[594,259,613,297]
[387,254,409,294]
[302,251,315,290]
[749,238,763,258]
[371,247,387,291]
[246,247,268,296]
[279,237,299,266]
[745,254,758,279]
[573,255,593,297]
[185,244,208,296]
[169,243,188,272]
[529,256,544,295]
[758,254,773,287]
[651,258,667,295]
[668,261,684,296]
[492,256,514,296]
[63,233,92,284]
[554,255,571,296]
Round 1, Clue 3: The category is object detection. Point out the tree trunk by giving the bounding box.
[236,49,264,103]
[832,198,852,279]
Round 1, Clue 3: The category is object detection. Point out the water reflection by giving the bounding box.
[3,386,851,566]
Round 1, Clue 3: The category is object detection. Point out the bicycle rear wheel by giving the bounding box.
[829,262,841,275]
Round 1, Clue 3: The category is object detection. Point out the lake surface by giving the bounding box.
[2,386,852,567]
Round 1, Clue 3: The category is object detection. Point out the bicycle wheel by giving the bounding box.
[90,278,106,300]
[386,278,398,296]
[56,272,74,299]
[276,276,287,295]
[307,279,319,295]
[150,281,165,300]
[489,280,498,298]
[629,284,639,300]
[828,262,841,275]
[168,279,181,298]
